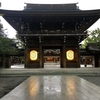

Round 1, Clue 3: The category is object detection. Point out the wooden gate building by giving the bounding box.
[0,3,100,68]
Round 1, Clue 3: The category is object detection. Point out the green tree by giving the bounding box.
[0,22,18,55]
[0,36,18,55]
[80,39,87,49]
[86,28,100,43]
[80,28,100,49]
[0,22,18,67]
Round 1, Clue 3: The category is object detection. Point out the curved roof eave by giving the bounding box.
[0,9,100,17]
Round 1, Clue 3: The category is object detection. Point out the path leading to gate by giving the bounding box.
[1,75,100,100]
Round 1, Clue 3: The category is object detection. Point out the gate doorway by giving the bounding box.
[43,48,61,68]
[80,56,95,67]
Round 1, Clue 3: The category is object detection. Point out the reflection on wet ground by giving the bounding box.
[1,75,100,100]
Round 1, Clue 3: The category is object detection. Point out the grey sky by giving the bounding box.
[0,0,100,38]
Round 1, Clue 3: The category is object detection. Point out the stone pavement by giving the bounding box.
[1,75,100,100]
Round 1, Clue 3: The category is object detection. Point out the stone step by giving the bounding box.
[0,68,100,76]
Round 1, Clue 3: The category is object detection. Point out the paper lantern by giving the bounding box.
[30,50,38,61]
[66,50,74,60]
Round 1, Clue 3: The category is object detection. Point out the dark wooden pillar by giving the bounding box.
[2,55,5,68]
[39,44,43,68]
[24,46,27,68]
[0,55,3,68]
[1,55,11,68]
[62,44,66,68]
[6,56,11,68]
[99,56,100,67]
[77,46,81,68]
[95,55,100,67]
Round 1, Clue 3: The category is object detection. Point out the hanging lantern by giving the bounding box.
[66,50,74,60]
[30,50,38,61]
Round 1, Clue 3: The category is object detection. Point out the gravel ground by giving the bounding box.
[78,75,100,87]
[0,76,28,98]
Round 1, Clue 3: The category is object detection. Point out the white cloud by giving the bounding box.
[0,0,24,10]
[78,0,100,10]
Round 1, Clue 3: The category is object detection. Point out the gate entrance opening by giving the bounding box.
[43,49,60,68]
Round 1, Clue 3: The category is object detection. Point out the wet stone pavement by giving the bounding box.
[1,75,100,100]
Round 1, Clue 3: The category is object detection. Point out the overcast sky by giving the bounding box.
[0,0,100,38]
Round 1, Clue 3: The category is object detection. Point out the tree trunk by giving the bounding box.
[2,54,5,68]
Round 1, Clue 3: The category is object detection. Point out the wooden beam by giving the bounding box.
[18,33,86,37]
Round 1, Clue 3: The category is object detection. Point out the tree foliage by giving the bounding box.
[0,22,18,55]
[86,28,100,43]
[80,28,100,49]
[15,34,25,49]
